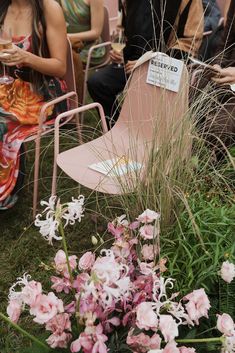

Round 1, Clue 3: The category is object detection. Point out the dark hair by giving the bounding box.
[0,0,50,92]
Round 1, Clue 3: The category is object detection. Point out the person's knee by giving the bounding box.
[87,72,100,99]
[87,69,108,94]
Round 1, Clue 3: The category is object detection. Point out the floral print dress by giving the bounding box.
[0,35,68,210]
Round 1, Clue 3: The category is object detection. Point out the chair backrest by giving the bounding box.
[84,54,189,193]
[113,54,190,159]
[101,7,111,42]
[103,0,119,33]
[104,0,118,19]
[63,39,77,108]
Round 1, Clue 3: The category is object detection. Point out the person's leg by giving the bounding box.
[87,64,127,122]
[205,100,235,150]
[198,26,223,61]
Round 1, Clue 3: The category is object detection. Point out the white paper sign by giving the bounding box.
[146,53,184,92]
[89,157,142,177]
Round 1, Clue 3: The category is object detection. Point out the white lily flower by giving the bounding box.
[80,248,131,309]
[35,195,85,244]
[116,214,129,227]
[35,214,61,244]
[152,276,175,302]
[168,301,192,326]
[62,195,85,227]
[151,276,177,316]
[8,273,31,301]
[40,195,57,214]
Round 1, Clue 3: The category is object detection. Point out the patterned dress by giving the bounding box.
[0,35,68,210]
[60,0,106,65]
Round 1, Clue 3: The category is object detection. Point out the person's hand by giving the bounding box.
[212,65,235,85]
[125,60,137,75]
[0,45,29,66]
[110,49,123,64]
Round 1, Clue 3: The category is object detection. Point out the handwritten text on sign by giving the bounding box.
[146,54,184,92]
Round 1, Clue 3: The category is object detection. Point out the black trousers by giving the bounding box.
[87,64,127,123]
[199,25,223,61]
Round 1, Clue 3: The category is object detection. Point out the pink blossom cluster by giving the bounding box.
[6,274,72,347]
[217,313,235,353]
[72,209,209,352]
[220,261,235,284]
[128,285,210,352]
[69,247,131,352]
[51,249,77,293]
[6,209,232,353]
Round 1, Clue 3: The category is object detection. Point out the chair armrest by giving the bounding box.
[87,41,111,58]
[83,41,111,106]
[39,91,78,129]
[85,41,111,80]
[54,102,108,161]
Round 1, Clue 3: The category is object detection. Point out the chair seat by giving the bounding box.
[57,126,148,194]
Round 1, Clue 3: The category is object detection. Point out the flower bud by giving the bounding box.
[91,236,98,245]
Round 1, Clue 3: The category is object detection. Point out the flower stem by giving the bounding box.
[0,312,48,350]
[59,222,74,285]
[176,337,224,344]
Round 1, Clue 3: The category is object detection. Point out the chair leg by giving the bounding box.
[33,135,41,218]
[80,90,87,127]
[51,158,57,197]
[81,59,89,127]
[75,113,83,144]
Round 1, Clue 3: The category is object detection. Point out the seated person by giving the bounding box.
[87,0,204,124]
[192,0,235,153]
[57,0,105,103]
[0,0,68,210]
[59,0,105,66]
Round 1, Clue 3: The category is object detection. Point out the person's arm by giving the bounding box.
[68,0,104,42]
[1,0,67,78]
[212,65,235,84]
[168,0,204,59]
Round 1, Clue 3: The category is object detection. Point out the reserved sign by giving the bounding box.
[146,54,184,92]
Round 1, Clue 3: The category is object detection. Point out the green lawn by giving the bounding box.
[0,112,235,352]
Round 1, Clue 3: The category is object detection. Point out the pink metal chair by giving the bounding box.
[52,53,189,196]
[103,0,119,34]
[24,39,78,217]
[82,7,111,108]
